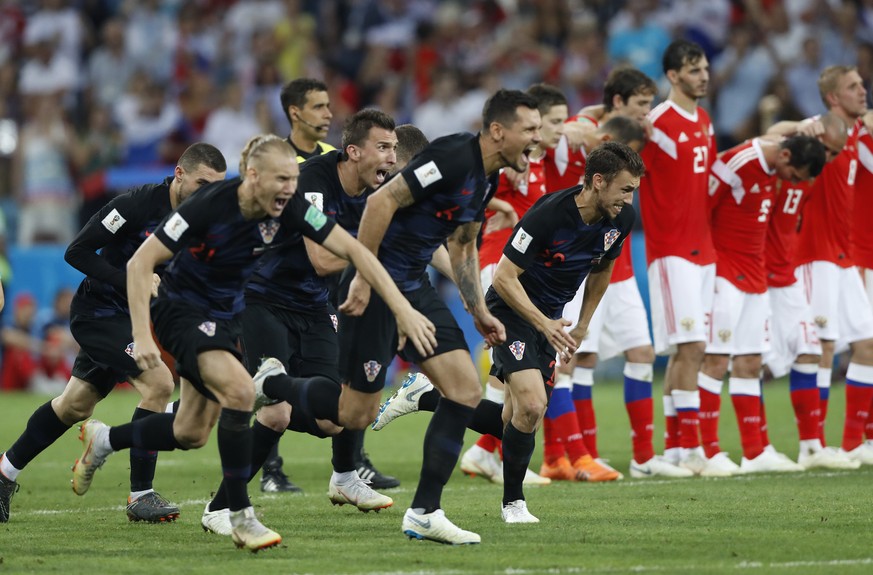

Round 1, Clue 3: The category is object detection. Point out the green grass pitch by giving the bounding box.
[0,377,871,574]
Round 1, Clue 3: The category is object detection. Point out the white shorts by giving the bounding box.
[562,277,652,360]
[861,267,873,310]
[705,277,770,356]
[798,261,873,345]
[647,257,715,356]
[764,282,821,379]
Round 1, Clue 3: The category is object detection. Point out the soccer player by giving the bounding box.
[338,89,540,544]
[489,141,641,522]
[702,134,826,473]
[762,113,859,469]
[0,143,227,524]
[639,39,723,476]
[68,135,436,551]
[201,112,417,536]
[768,66,873,465]
[855,113,873,449]
[458,83,568,486]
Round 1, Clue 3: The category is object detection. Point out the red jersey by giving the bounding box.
[543,114,596,192]
[611,235,635,282]
[795,118,861,268]
[765,179,813,288]
[639,100,716,265]
[853,125,873,268]
[709,138,776,293]
[479,155,547,268]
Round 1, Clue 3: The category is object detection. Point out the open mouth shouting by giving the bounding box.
[374,168,391,187]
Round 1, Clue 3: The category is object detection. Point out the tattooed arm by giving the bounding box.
[447,221,506,347]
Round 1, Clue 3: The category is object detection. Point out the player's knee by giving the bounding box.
[55,396,95,424]
[514,400,546,432]
[316,419,343,436]
[137,378,175,406]
[218,382,255,411]
[174,427,210,449]
[677,341,706,363]
[445,382,482,408]
[257,403,291,432]
[345,409,376,431]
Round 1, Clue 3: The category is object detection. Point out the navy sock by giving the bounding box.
[6,401,71,470]
[419,388,441,412]
[469,400,504,438]
[501,422,535,505]
[212,421,283,511]
[263,442,281,469]
[129,407,159,492]
[109,413,183,452]
[217,408,253,511]
[331,429,358,473]
[411,398,473,513]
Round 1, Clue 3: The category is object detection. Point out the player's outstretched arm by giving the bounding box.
[126,235,173,371]
[492,254,575,361]
[429,244,455,283]
[304,236,349,277]
[324,226,436,356]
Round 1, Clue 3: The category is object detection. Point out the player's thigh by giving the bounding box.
[174,378,221,446]
[648,257,714,355]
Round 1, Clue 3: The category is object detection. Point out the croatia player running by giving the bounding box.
[639,40,720,475]
[701,135,825,474]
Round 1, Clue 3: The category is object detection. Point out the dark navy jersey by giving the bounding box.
[298,151,369,236]
[381,133,498,291]
[154,178,335,319]
[66,178,174,318]
[486,187,635,319]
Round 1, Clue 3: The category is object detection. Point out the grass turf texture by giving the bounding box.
[0,378,871,575]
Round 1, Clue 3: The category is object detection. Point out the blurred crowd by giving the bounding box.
[3,0,873,391]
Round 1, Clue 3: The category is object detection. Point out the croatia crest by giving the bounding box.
[125,342,135,357]
[509,340,525,361]
[363,360,382,383]
[258,220,280,244]
[603,229,621,251]
[329,313,338,332]
[198,321,216,337]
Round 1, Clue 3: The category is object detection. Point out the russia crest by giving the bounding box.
[258,220,280,244]
[509,340,526,361]
[198,321,216,337]
[363,360,382,382]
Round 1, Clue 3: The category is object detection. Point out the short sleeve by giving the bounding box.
[501,202,553,270]
[400,138,473,204]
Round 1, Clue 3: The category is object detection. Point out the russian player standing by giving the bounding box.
[639,40,721,475]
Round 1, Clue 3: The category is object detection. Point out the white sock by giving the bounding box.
[129,489,153,501]
[0,453,21,482]
[799,438,823,455]
[332,470,357,484]
[485,383,505,404]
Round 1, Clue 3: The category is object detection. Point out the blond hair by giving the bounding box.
[238,134,292,178]
[818,65,857,109]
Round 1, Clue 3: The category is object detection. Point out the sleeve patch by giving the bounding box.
[101,209,126,234]
[305,192,324,212]
[163,213,189,241]
[414,161,443,188]
[510,227,533,254]
[304,204,327,231]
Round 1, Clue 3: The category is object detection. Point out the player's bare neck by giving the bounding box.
[291,130,318,154]
[238,181,266,220]
[337,161,366,197]
[669,90,698,115]
[576,188,602,225]
[479,132,504,175]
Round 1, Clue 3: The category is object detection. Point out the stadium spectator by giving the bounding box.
[1,292,38,391]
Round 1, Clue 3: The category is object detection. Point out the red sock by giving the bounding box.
[789,365,821,441]
[818,368,831,445]
[730,378,763,459]
[664,395,679,451]
[866,399,873,441]
[572,395,597,458]
[842,364,873,451]
[624,363,654,463]
[475,434,500,453]
[542,418,563,464]
[672,389,700,449]
[759,395,770,448]
[698,373,723,458]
